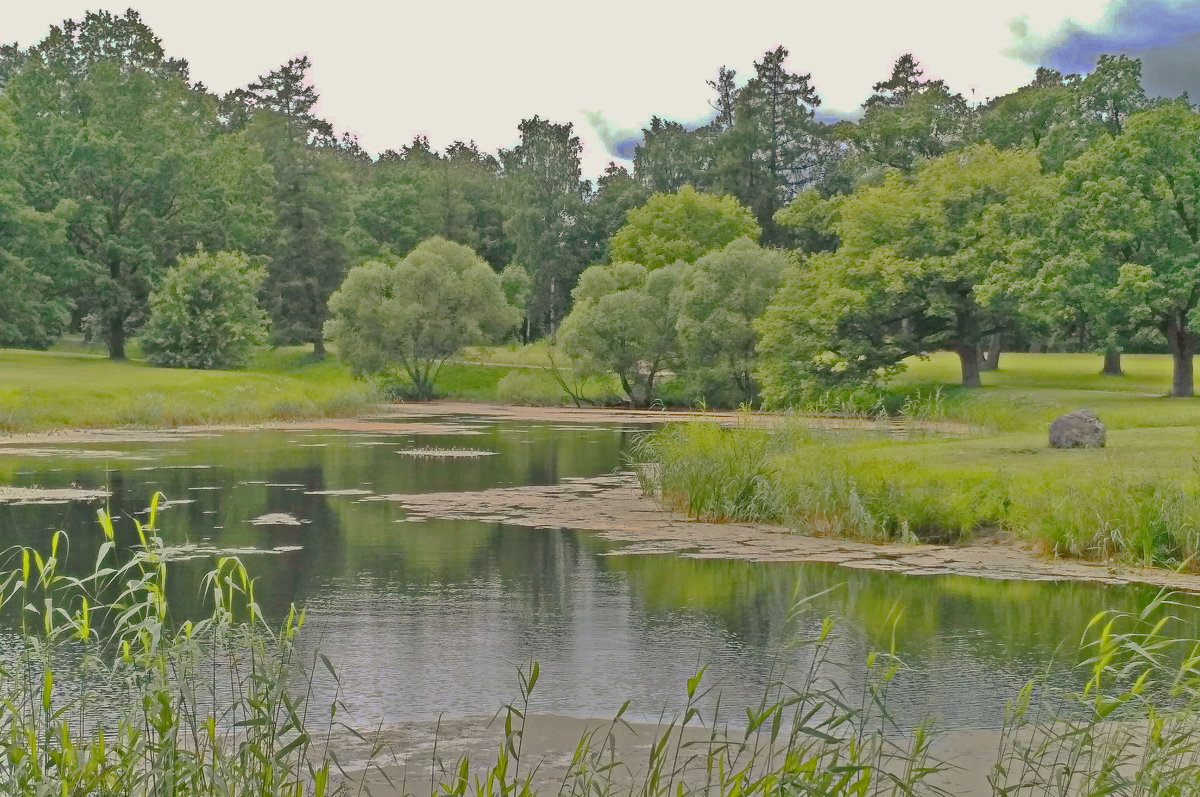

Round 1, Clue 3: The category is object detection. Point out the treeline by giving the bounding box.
[0,10,1192,402]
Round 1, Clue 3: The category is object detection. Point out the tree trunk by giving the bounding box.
[979,334,1002,371]
[107,317,126,361]
[313,335,326,358]
[1166,316,1196,397]
[957,345,982,387]
[1101,348,1123,376]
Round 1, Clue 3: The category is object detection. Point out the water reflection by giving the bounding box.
[0,418,1187,730]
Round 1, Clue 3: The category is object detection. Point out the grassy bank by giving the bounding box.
[0,346,379,432]
[637,352,1200,569]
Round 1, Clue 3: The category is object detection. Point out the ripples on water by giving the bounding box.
[0,417,1184,729]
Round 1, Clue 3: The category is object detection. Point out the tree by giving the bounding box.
[854,54,975,172]
[140,251,269,369]
[774,188,842,255]
[707,66,738,131]
[588,164,650,262]
[0,97,76,348]
[325,237,518,399]
[709,47,823,239]
[981,68,1080,154]
[1042,104,1200,397]
[1077,55,1148,137]
[608,185,760,269]
[353,137,509,266]
[222,55,333,144]
[673,238,792,405]
[7,12,273,359]
[228,58,350,356]
[557,261,683,407]
[500,117,593,335]
[756,144,1046,403]
[632,117,711,194]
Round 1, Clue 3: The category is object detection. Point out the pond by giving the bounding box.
[0,414,1182,731]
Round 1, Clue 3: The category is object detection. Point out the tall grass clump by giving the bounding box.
[0,496,358,795]
[633,419,787,522]
[635,419,1006,543]
[990,592,1200,794]
[636,418,1200,563]
[1011,476,1200,567]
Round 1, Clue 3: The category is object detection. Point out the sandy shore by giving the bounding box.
[332,713,998,796]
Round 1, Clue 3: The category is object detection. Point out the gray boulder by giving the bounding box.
[1049,410,1106,449]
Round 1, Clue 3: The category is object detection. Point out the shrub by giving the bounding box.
[140,251,269,369]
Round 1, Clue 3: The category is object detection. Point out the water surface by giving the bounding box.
[0,416,1180,728]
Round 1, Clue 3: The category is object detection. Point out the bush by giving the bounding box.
[140,251,269,369]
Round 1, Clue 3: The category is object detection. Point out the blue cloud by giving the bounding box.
[582,111,642,162]
[1011,0,1200,75]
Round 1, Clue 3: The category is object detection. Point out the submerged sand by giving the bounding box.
[373,472,1200,594]
[334,712,995,796]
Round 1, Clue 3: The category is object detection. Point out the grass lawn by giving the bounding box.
[0,346,378,432]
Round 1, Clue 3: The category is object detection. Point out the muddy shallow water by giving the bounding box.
[0,413,1192,735]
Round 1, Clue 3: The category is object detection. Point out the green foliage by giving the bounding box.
[608,185,760,269]
[246,110,350,356]
[7,12,274,358]
[499,263,531,322]
[673,238,792,405]
[773,188,841,253]
[325,237,519,399]
[140,251,270,369]
[353,137,509,267]
[1045,103,1200,396]
[500,117,594,333]
[558,260,683,406]
[853,54,976,173]
[0,97,76,348]
[757,144,1048,403]
[495,369,565,405]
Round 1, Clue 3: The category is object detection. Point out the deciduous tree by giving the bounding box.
[325,237,518,399]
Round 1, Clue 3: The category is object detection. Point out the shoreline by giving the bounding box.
[332,712,996,797]
[0,402,1196,593]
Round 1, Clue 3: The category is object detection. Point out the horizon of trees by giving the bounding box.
[3,9,1200,400]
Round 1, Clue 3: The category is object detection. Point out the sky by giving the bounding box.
[4,0,1199,177]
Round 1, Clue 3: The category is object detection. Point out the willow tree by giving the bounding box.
[325,237,518,400]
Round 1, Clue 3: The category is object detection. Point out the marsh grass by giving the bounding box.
[635,418,1200,566]
[10,502,1200,793]
[0,495,373,795]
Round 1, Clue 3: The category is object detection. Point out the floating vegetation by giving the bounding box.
[396,447,498,459]
[0,486,110,504]
[248,512,307,526]
[0,447,145,459]
[160,543,304,561]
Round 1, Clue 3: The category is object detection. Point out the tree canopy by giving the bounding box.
[324,237,518,399]
[608,185,760,269]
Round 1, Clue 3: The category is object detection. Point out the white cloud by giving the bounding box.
[3,0,1114,177]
